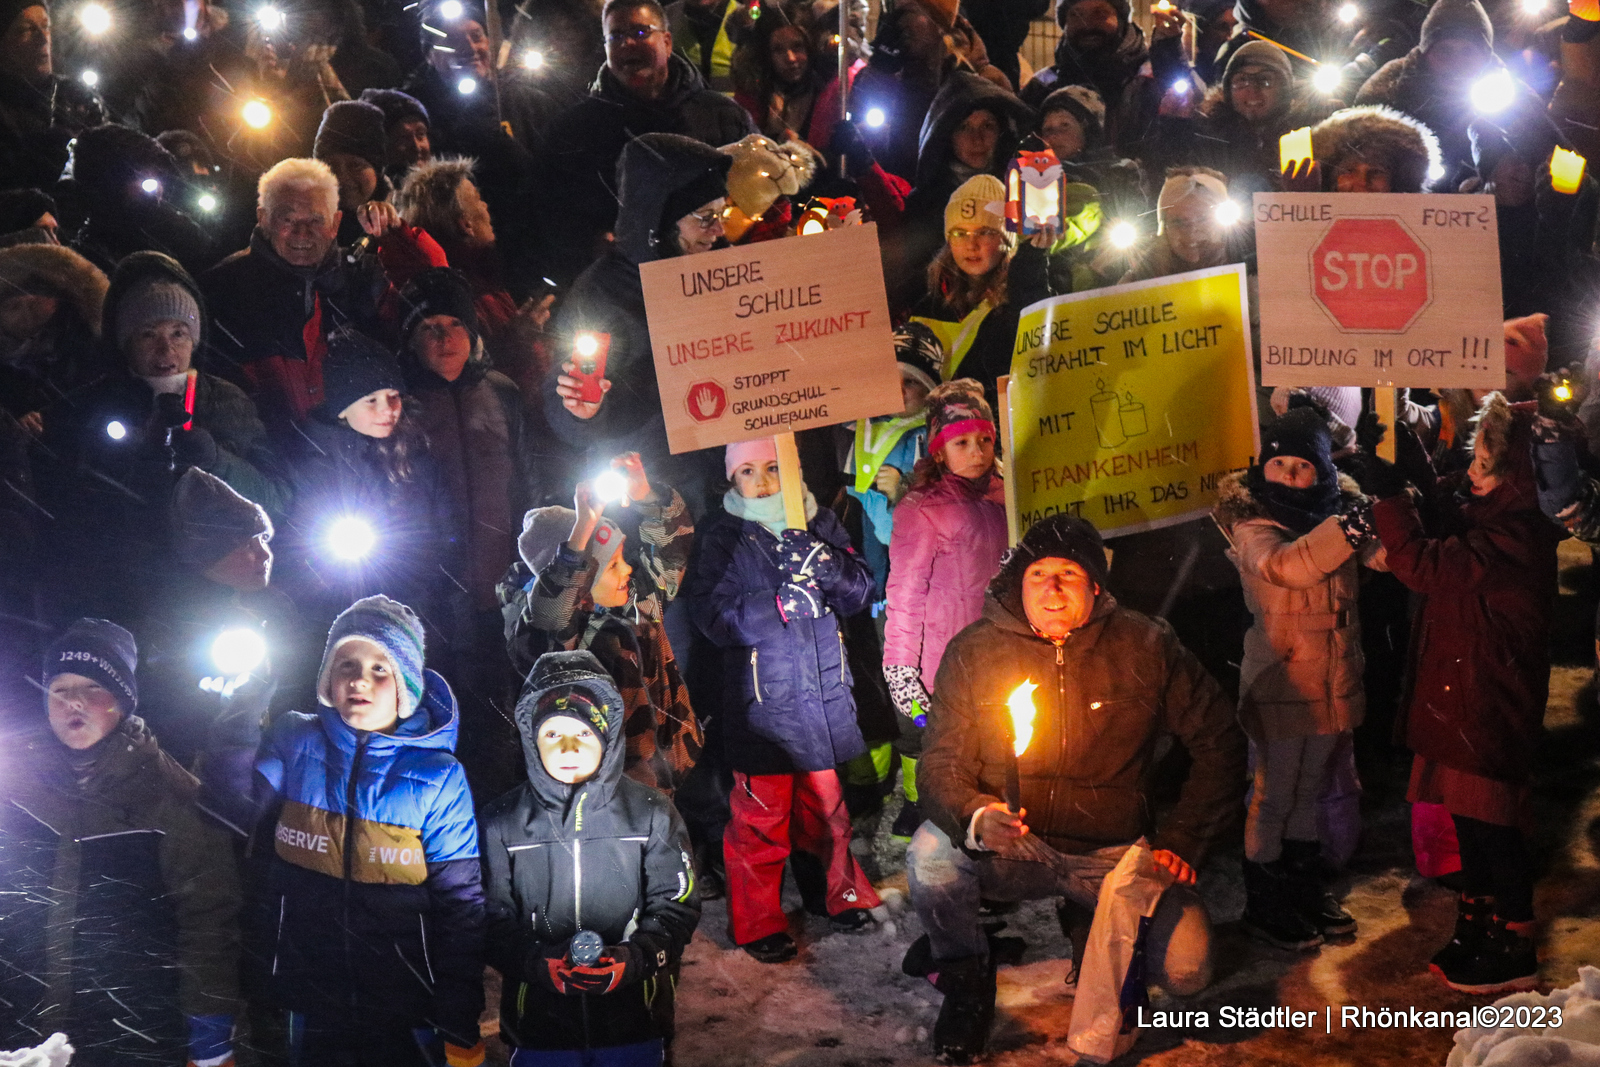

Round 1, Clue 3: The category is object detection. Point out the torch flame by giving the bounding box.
[1008,680,1038,758]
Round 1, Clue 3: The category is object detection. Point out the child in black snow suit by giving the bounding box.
[482,650,700,1067]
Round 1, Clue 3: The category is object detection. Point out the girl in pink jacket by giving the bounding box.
[884,380,1008,838]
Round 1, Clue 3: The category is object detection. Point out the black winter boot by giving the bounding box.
[1242,859,1324,951]
[1429,894,1494,977]
[890,800,923,839]
[931,954,997,1065]
[1279,839,1357,938]
[1438,915,1539,995]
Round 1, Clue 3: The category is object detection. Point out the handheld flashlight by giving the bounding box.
[569,930,604,966]
[439,0,463,17]
[256,5,284,31]
[81,69,98,87]
[183,25,197,39]
[1108,220,1138,249]
[1312,65,1342,94]
[140,177,160,194]
[1521,0,1547,13]
[80,2,111,34]
[864,107,886,128]
[522,49,544,70]
[457,76,477,95]
[1554,380,1574,403]
[1336,2,1359,22]
[1214,200,1242,225]
[242,99,272,129]
[105,419,128,441]
[211,628,267,676]
[326,516,377,562]
[1471,70,1515,114]
[593,469,629,504]
[198,193,218,212]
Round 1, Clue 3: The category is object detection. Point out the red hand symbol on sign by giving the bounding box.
[1311,217,1432,333]
[686,380,727,422]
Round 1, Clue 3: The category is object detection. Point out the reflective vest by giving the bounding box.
[910,299,994,381]
[674,0,741,93]
[852,413,927,492]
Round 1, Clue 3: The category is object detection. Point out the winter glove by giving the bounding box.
[563,942,648,995]
[154,390,193,430]
[187,1014,233,1067]
[884,663,931,726]
[171,426,219,468]
[1354,410,1387,454]
[1534,370,1586,441]
[1335,498,1377,549]
[829,117,876,174]
[777,573,826,622]
[1392,421,1435,495]
[778,528,844,586]
[1535,437,1586,519]
[1346,452,1408,499]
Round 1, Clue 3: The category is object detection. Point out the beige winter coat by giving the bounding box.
[1214,471,1385,742]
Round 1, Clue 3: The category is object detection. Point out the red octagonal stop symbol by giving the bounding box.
[685,379,727,422]
[1310,217,1432,333]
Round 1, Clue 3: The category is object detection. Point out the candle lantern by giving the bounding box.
[1004,680,1038,813]
[1551,146,1587,195]
[1005,150,1067,236]
[1279,127,1313,174]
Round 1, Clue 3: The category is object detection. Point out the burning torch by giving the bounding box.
[1005,680,1038,814]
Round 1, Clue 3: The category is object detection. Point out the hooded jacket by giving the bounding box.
[684,501,874,774]
[1023,16,1186,156]
[1372,400,1561,783]
[0,717,240,1061]
[481,651,699,1051]
[0,242,107,418]
[541,133,734,517]
[539,53,755,282]
[884,470,1008,685]
[919,578,1246,865]
[1214,470,1383,741]
[251,671,484,1043]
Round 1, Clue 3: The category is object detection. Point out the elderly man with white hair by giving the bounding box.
[199,157,447,438]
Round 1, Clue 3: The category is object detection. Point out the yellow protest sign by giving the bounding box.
[1009,264,1258,538]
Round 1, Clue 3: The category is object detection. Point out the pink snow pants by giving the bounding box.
[724,769,882,944]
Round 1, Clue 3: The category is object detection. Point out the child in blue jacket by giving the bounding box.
[252,595,485,1066]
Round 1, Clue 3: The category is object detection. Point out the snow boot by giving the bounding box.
[890,799,923,840]
[830,907,874,933]
[931,954,997,1065]
[695,843,725,901]
[1429,894,1494,976]
[1056,898,1093,987]
[742,931,798,964]
[1438,915,1539,995]
[1242,859,1324,951]
[1280,839,1357,938]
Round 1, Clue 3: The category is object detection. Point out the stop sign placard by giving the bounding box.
[1310,217,1431,333]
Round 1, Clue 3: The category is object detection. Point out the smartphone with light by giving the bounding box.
[572,331,611,404]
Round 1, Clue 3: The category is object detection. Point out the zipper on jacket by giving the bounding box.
[272,894,285,975]
[573,837,583,930]
[750,650,762,702]
[838,631,847,685]
[1045,642,1067,823]
[342,732,370,1005]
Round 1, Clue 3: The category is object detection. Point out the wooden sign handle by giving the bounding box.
[1375,389,1397,463]
[774,432,808,530]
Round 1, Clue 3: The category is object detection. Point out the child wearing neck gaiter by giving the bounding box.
[683,438,883,963]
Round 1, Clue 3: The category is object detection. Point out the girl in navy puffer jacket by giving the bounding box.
[684,439,882,963]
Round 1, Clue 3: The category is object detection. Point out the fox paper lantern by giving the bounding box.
[1005,149,1066,235]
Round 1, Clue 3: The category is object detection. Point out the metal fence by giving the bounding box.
[1020,17,1061,82]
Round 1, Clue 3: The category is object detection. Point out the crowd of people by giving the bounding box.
[2,0,1600,1062]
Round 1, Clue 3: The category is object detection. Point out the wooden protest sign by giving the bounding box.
[1009,264,1258,539]
[1254,192,1504,389]
[640,224,902,456]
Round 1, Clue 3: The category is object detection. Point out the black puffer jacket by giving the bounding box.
[482,651,700,1052]
[540,133,732,516]
[538,53,754,282]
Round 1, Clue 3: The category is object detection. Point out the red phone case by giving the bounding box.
[573,335,610,404]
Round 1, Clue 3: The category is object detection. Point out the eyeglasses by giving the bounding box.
[1230,72,1283,91]
[606,25,664,44]
[948,227,1003,242]
[685,207,724,229]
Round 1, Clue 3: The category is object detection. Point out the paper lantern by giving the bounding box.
[797,196,862,235]
[1005,149,1066,235]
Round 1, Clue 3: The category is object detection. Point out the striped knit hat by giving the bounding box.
[317,595,427,720]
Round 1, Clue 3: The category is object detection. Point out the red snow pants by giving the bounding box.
[724,769,882,944]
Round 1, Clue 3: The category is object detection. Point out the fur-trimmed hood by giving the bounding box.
[1213,468,1364,531]
[1309,104,1442,194]
[0,242,108,337]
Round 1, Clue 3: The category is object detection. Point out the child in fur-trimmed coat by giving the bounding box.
[1214,408,1384,952]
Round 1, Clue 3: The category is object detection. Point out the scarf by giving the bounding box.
[1246,465,1342,535]
[723,485,818,537]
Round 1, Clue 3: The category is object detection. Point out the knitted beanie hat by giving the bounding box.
[360,88,430,132]
[317,595,427,720]
[400,267,481,354]
[0,188,55,234]
[172,468,273,570]
[314,100,389,175]
[0,0,42,36]
[992,514,1110,598]
[1056,0,1131,30]
[725,437,779,480]
[1504,312,1550,388]
[115,279,200,351]
[1259,407,1336,486]
[1223,39,1293,88]
[1040,85,1107,150]
[517,507,624,575]
[895,321,943,394]
[321,328,405,418]
[926,378,995,456]
[944,174,1007,235]
[44,618,138,713]
[1420,0,1493,53]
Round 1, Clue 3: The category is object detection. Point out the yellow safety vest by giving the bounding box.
[852,414,926,492]
[909,299,994,381]
[675,0,740,93]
